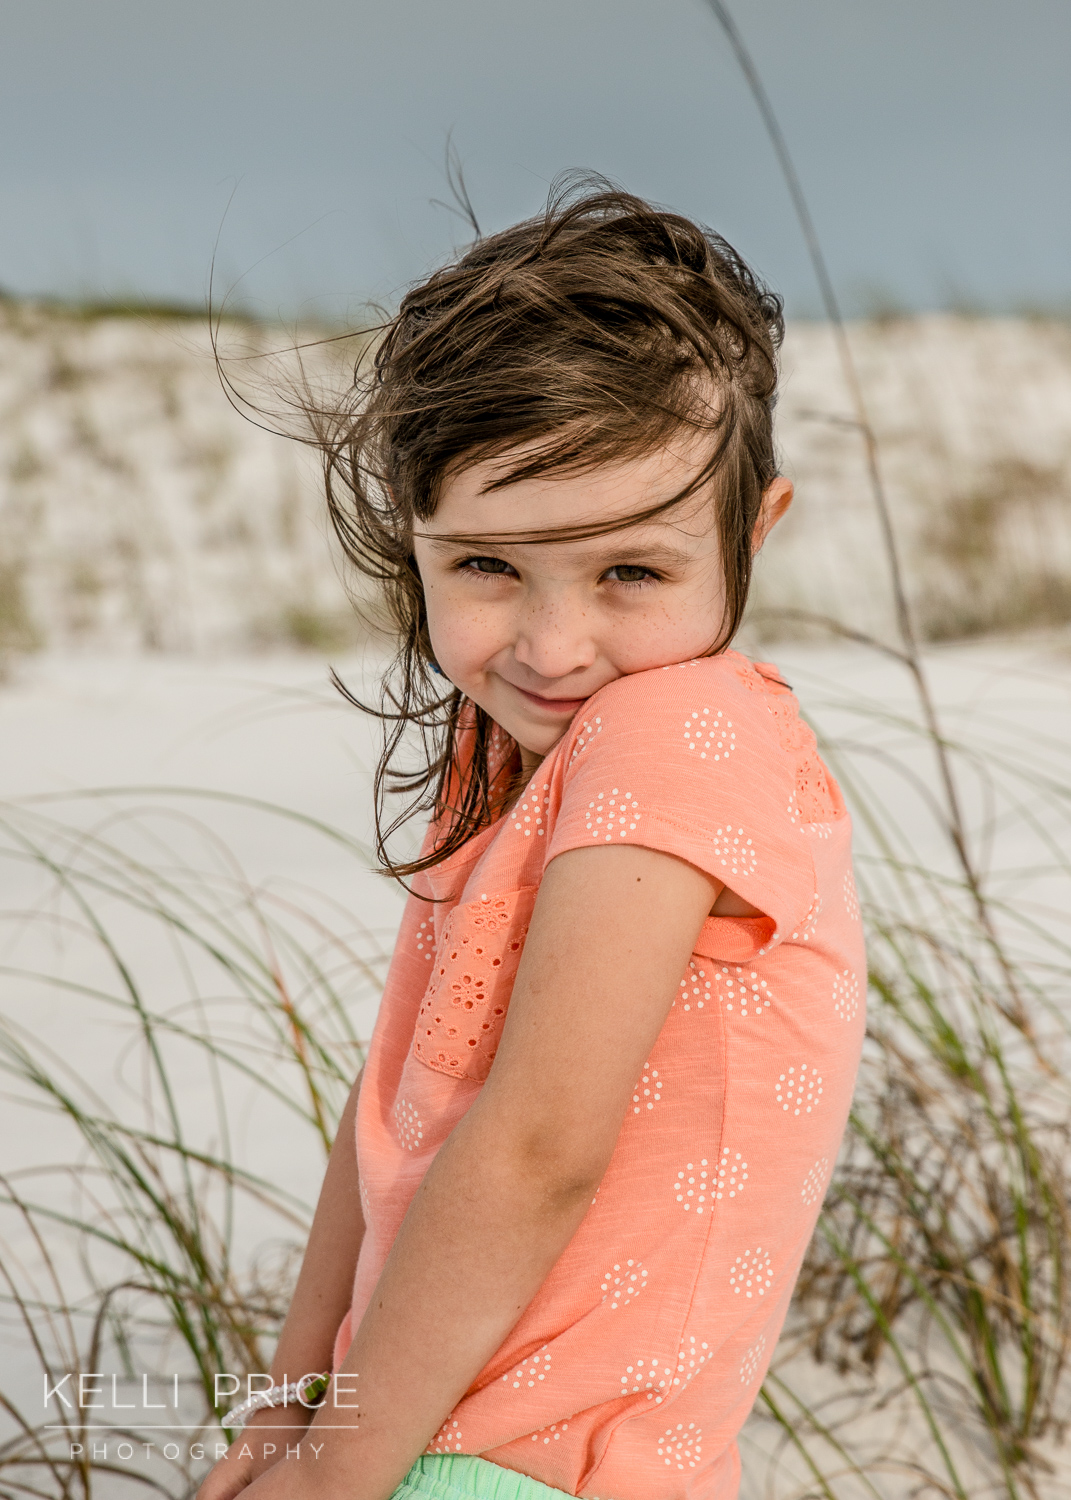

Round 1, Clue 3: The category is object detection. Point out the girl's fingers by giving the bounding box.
[196,1451,256,1500]
[247,1445,293,1483]
[197,1417,311,1500]
[240,1457,324,1500]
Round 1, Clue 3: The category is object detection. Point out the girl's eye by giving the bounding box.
[459,556,516,577]
[605,564,656,585]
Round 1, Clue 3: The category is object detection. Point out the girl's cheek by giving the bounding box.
[423,602,464,683]
[427,607,499,687]
[604,602,712,672]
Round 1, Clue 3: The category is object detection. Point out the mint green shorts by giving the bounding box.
[393,1454,573,1500]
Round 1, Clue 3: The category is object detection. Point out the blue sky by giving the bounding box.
[2,0,1068,317]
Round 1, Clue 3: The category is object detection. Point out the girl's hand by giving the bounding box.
[196,1440,256,1500]
[237,1437,360,1500]
[196,1409,313,1500]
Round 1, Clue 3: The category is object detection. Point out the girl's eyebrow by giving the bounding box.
[585,541,693,568]
[421,536,694,569]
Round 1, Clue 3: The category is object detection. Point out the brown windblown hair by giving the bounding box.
[313,177,784,882]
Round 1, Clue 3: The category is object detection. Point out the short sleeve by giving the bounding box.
[544,659,817,950]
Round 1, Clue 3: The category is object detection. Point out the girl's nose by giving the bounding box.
[512,593,598,680]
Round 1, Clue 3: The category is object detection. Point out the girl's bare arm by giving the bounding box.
[245,843,721,1500]
[270,1064,366,1380]
[199,1067,366,1497]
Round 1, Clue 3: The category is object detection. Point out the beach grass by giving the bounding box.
[0,790,386,1497]
[747,665,1071,1498]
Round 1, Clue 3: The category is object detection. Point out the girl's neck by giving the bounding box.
[495,744,543,818]
[518,746,544,782]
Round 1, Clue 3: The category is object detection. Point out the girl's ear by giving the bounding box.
[752,476,794,553]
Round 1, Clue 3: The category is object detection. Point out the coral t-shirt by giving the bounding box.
[331,651,866,1500]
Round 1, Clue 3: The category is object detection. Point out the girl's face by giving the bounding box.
[412,440,792,776]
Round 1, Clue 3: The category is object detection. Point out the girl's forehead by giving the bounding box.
[430,439,717,533]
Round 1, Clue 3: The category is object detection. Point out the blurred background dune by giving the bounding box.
[2,301,1069,665]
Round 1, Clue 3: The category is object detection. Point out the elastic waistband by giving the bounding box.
[395,1453,574,1500]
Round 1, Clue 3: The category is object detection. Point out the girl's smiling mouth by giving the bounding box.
[509,682,593,714]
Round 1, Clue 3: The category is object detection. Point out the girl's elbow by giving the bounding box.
[510,1130,613,1210]
[464,1093,617,1207]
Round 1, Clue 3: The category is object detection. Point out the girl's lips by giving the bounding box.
[512,684,589,714]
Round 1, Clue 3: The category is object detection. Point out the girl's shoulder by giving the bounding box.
[558,649,803,770]
[535,650,837,948]
[586,647,789,706]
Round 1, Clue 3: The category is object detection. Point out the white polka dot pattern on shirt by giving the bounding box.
[833,969,861,1021]
[718,965,772,1018]
[415,918,434,961]
[674,1335,710,1385]
[775,1064,823,1116]
[392,1096,424,1151]
[569,717,602,763]
[802,1156,831,1207]
[791,893,822,943]
[683,708,735,759]
[710,826,757,877]
[677,959,711,1011]
[672,1160,710,1212]
[512,783,551,838]
[729,1247,773,1297]
[844,867,860,921]
[621,1355,674,1401]
[427,1418,463,1453]
[529,1422,569,1444]
[632,1064,662,1113]
[657,1423,702,1469]
[601,1259,648,1308]
[739,1333,767,1386]
[716,1147,748,1199]
[621,1342,711,1403]
[803,821,833,839]
[501,1346,551,1390]
[585,788,641,840]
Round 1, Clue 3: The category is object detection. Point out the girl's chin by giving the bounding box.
[503,717,572,761]
[512,724,565,755]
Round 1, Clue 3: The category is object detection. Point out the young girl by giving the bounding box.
[200,183,865,1500]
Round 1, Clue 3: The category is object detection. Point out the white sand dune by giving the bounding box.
[1,305,1070,659]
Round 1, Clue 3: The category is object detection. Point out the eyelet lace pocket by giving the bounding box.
[413,887,538,1082]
